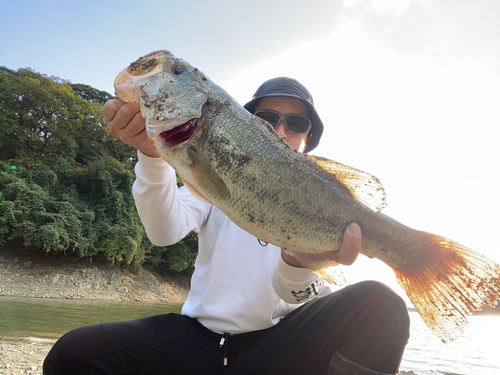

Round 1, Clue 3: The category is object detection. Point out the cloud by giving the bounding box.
[342,0,500,80]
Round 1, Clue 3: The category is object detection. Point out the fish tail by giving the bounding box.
[393,232,500,343]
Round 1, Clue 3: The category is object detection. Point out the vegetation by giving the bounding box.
[0,67,197,273]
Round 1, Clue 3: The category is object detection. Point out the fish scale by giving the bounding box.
[114,49,500,343]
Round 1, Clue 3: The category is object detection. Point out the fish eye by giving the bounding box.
[172,65,185,75]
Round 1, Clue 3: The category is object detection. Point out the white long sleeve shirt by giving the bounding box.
[133,152,324,334]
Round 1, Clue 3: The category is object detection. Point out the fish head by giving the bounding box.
[114,50,208,150]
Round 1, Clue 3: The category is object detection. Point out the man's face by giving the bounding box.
[254,97,309,152]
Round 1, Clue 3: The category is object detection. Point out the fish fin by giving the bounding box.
[393,232,500,343]
[314,268,345,286]
[181,179,211,204]
[186,147,230,202]
[306,155,387,213]
[283,249,346,285]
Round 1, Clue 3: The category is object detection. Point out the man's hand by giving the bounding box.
[103,99,160,158]
[281,222,361,267]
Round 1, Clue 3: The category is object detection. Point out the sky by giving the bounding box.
[1,0,499,304]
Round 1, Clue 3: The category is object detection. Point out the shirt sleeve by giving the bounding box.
[271,253,325,304]
[132,151,212,246]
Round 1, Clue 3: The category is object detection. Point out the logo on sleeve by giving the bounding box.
[291,279,324,302]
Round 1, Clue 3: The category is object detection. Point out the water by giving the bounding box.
[0,297,499,374]
[399,309,500,375]
[0,296,181,341]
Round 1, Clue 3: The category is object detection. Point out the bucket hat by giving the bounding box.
[244,77,324,153]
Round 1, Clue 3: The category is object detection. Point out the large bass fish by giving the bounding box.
[114,50,500,343]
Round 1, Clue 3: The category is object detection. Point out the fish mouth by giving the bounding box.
[158,118,198,148]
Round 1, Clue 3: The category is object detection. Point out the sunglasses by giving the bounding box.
[254,110,311,134]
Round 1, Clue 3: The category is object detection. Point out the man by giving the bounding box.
[44,77,410,375]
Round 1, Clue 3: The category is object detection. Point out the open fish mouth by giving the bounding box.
[158,118,198,148]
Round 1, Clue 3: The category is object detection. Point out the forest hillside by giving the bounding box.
[0,67,197,276]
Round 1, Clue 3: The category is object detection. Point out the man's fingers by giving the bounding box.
[112,102,142,132]
[336,222,361,266]
[117,102,142,127]
[103,99,159,158]
[119,111,147,143]
[104,101,144,142]
[103,99,125,125]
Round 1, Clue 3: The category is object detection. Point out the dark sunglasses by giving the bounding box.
[254,110,311,134]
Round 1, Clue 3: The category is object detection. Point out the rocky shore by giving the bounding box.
[0,252,190,303]
[0,251,190,374]
[0,341,52,375]
[0,252,421,374]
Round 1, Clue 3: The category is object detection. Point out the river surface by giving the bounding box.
[0,296,181,341]
[401,309,500,375]
[1,296,499,374]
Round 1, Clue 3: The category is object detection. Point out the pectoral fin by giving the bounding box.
[186,147,230,203]
[181,179,211,203]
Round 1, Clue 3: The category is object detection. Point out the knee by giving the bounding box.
[347,281,410,336]
[350,281,407,311]
[44,325,106,374]
[44,328,84,373]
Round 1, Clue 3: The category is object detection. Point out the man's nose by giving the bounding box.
[274,120,287,139]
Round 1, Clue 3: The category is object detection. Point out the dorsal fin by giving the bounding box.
[306,155,387,213]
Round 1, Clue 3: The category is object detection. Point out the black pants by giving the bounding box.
[43,281,410,375]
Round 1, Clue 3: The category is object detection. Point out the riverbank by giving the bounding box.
[1,250,191,374]
[0,340,52,375]
[0,251,190,303]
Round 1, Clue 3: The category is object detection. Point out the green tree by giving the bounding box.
[0,68,197,272]
[70,83,114,105]
[147,232,198,272]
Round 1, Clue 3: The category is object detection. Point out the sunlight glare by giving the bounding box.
[343,0,430,14]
